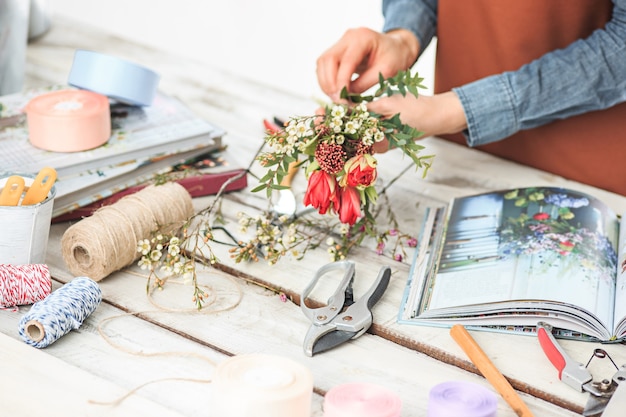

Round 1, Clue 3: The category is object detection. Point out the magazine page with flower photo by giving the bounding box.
[399,186,626,342]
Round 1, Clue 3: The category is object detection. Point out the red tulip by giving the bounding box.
[533,212,550,221]
[303,170,339,215]
[337,186,362,225]
[342,154,378,188]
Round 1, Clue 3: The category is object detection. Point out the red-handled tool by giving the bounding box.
[536,321,626,416]
[263,118,282,133]
[537,321,592,391]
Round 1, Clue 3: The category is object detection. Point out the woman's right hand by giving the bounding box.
[368,91,468,146]
[316,27,420,102]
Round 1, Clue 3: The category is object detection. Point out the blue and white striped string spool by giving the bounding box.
[18,276,102,348]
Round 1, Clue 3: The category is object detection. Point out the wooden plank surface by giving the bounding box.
[4,15,624,416]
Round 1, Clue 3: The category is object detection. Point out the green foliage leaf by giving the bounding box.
[250,184,267,193]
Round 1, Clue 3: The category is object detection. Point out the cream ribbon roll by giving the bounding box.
[68,50,160,106]
[25,89,111,152]
[211,354,314,417]
[323,382,402,417]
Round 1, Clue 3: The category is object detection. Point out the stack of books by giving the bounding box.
[0,87,243,220]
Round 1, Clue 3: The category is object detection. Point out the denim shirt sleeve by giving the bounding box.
[382,0,438,58]
[454,0,626,146]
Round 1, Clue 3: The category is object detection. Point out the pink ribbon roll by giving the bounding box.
[323,382,402,417]
[427,381,497,417]
[25,89,111,152]
[0,264,51,310]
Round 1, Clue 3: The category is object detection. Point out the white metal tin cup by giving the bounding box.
[0,174,56,264]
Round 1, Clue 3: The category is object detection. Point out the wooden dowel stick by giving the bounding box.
[450,324,535,417]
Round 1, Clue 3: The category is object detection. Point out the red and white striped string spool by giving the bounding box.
[0,264,51,310]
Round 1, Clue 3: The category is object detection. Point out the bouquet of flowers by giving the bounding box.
[254,70,434,225]
[136,71,434,309]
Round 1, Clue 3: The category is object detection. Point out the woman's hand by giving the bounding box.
[316,27,420,102]
[368,91,468,153]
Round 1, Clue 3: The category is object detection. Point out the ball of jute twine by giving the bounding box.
[61,183,194,281]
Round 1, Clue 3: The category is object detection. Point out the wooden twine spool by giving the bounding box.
[61,183,194,281]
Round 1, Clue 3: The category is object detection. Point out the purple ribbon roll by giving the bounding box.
[427,381,497,417]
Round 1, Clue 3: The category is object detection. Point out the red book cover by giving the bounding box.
[52,169,247,223]
[52,149,248,223]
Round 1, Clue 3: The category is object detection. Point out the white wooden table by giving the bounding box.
[2,17,625,417]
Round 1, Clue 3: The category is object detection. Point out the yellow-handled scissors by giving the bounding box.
[21,167,57,205]
[0,176,26,206]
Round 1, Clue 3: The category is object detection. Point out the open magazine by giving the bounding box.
[398,186,626,342]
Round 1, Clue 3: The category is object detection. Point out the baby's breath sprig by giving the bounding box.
[229,212,335,265]
[135,165,249,309]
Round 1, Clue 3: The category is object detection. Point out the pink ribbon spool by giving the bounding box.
[25,89,111,152]
[427,381,498,417]
[323,382,402,417]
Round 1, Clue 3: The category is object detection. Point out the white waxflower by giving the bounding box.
[295,122,313,138]
[345,120,358,135]
[334,134,345,145]
[329,117,343,133]
[173,262,184,274]
[168,244,181,257]
[150,249,162,262]
[374,131,385,142]
[286,120,298,135]
[330,105,346,118]
[138,256,151,270]
[137,239,151,255]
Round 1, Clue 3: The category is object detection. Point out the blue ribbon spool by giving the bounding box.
[68,50,160,106]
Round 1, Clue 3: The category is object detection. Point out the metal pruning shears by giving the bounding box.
[301,260,391,356]
[537,321,626,416]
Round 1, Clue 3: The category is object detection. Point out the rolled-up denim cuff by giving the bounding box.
[453,75,519,147]
[383,0,437,57]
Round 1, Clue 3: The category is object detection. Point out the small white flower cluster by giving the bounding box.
[325,237,347,261]
[264,102,385,159]
[264,117,315,155]
[326,103,384,145]
[325,224,352,261]
[137,234,194,281]
[233,212,301,264]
